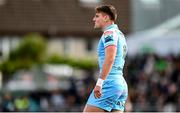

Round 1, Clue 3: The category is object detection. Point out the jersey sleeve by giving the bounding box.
[102,30,118,48]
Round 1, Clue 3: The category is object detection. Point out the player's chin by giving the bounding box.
[94,25,100,29]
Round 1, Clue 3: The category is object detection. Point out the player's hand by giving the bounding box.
[94,85,102,98]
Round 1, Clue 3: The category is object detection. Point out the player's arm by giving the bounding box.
[94,31,117,98]
[94,45,117,98]
[100,45,117,80]
[96,31,118,87]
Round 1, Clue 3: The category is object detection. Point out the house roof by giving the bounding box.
[0,0,130,37]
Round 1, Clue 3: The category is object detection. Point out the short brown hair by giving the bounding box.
[95,5,117,21]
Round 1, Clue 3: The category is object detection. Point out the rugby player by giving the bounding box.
[83,5,128,113]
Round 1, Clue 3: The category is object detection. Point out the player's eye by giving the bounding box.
[95,15,99,18]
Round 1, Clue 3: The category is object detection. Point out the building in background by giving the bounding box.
[131,0,180,32]
[0,0,131,60]
[127,14,180,56]
[1,0,180,59]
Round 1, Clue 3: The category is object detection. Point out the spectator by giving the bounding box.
[14,95,30,111]
[2,93,14,112]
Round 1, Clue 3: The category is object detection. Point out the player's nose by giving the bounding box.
[93,17,96,21]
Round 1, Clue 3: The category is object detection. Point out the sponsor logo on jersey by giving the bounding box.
[116,101,125,107]
[104,35,113,43]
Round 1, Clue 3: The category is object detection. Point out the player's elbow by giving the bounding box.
[108,57,115,64]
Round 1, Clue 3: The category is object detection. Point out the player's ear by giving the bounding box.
[104,15,110,22]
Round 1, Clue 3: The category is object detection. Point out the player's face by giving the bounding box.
[93,12,106,29]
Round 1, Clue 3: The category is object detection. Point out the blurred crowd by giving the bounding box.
[1,53,180,112]
[1,73,96,112]
[125,53,180,112]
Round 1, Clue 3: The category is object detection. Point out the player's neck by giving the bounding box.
[102,21,114,31]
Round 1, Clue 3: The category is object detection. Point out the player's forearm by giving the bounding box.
[96,46,116,87]
[100,58,114,80]
[96,59,114,87]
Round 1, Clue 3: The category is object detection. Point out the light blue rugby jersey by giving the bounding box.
[98,24,127,78]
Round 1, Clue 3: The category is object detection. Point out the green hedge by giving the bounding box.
[46,54,98,70]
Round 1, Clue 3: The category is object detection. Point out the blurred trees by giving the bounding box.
[0,33,98,80]
[0,33,46,80]
[10,33,46,63]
